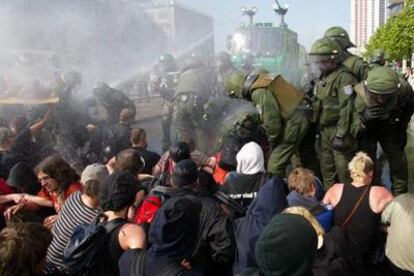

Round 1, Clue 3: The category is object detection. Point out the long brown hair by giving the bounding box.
[35,155,80,196]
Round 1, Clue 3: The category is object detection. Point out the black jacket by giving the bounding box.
[171,188,235,276]
[132,146,160,174]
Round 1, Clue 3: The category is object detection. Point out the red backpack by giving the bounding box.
[135,195,162,224]
[134,177,171,225]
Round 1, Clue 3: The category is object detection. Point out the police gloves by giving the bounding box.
[362,106,384,124]
[331,136,345,152]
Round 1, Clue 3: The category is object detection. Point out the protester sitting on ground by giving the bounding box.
[323,151,393,273]
[221,142,269,215]
[184,138,217,173]
[113,149,144,178]
[283,206,351,276]
[283,206,325,248]
[287,167,333,231]
[130,128,160,174]
[382,193,414,275]
[44,163,109,274]
[0,162,40,213]
[98,171,147,276]
[244,213,318,275]
[3,155,83,229]
[108,148,148,220]
[7,162,41,195]
[152,140,216,176]
[119,194,202,276]
[165,159,234,275]
[0,222,52,276]
[233,175,287,274]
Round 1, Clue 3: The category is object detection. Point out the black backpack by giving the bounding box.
[63,215,126,276]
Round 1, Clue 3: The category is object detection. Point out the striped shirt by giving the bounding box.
[45,191,100,273]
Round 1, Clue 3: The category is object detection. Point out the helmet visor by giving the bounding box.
[367,87,396,106]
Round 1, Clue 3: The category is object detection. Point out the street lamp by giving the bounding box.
[241,6,257,26]
[273,0,288,27]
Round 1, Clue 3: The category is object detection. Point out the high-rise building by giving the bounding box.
[350,0,387,50]
[143,0,215,60]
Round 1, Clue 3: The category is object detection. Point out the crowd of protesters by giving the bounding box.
[0,52,413,275]
[0,102,412,276]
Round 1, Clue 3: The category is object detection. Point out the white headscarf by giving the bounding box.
[236,142,266,175]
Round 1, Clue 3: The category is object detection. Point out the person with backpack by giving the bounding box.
[119,193,202,276]
[96,172,147,276]
[44,163,108,274]
[64,172,148,276]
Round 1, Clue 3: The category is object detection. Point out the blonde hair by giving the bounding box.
[288,168,315,195]
[283,206,325,236]
[348,151,374,179]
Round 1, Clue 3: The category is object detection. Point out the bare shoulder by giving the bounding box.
[323,183,344,206]
[119,223,147,250]
[370,186,394,213]
[122,223,146,237]
[371,186,393,200]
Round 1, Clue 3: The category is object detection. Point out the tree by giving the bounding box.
[365,0,414,61]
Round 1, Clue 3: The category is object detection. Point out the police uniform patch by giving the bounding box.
[343,85,353,96]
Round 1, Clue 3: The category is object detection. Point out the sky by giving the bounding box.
[178,0,350,51]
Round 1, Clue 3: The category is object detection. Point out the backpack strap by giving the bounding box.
[105,218,128,234]
[340,185,370,228]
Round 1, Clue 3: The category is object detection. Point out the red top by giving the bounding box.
[0,178,15,195]
[0,178,16,213]
[37,182,83,212]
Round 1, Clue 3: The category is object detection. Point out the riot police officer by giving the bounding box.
[172,55,214,152]
[92,82,136,125]
[309,37,358,189]
[324,26,369,82]
[226,71,310,177]
[148,54,180,151]
[352,66,414,195]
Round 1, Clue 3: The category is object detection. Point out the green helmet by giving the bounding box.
[309,38,341,61]
[324,26,355,49]
[364,67,400,95]
[159,53,177,72]
[226,72,246,98]
[368,49,387,66]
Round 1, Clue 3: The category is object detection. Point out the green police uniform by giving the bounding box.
[227,72,310,177]
[153,54,180,151]
[352,67,414,195]
[310,38,358,189]
[324,26,369,81]
[173,61,213,151]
